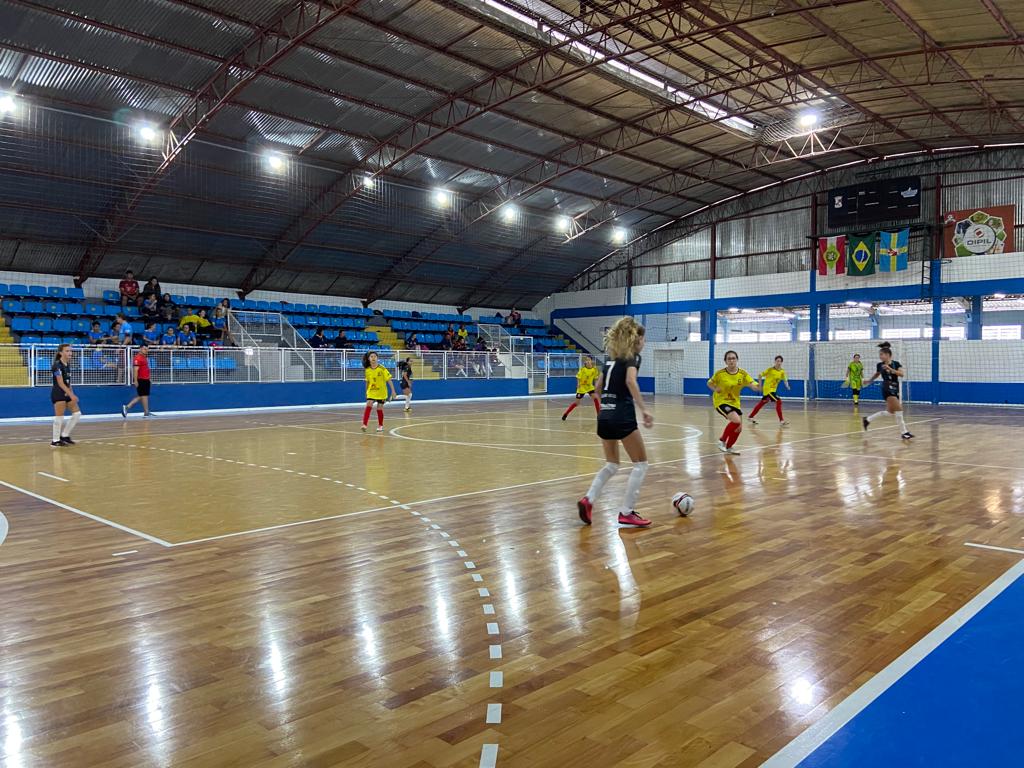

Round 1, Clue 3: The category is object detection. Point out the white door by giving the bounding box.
[653,348,685,395]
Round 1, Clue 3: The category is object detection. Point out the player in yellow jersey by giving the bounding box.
[361,351,397,433]
[561,356,601,420]
[707,349,760,454]
[748,355,791,426]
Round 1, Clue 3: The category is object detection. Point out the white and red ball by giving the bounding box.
[672,492,694,517]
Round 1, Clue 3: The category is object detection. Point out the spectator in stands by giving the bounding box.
[509,307,522,326]
[142,321,161,346]
[310,328,329,348]
[140,277,162,304]
[213,298,230,320]
[142,294,159,318]
[453,335,467,352]
[473,336,487,352]
[177,323,197,347]
[119,270,140,309]
[117,313,134,345]
[405,332,418,350]
[333,330,350,349]
[88,321,104,345]
[494,310,504,321]
[159,293,178,321]
[193,308,214,340]
[160,326,177,346]
[105,320,122,345]
[441,330,453,351]
[447,323,455,336]
[178,308,202,330]
[457,323,469,343]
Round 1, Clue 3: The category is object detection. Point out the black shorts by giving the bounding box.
[401,382,412,392]
[368,398,388,405]
[575,391,595,400]
[50,392,71,405]
[760,392,779,403]
[882,385,900,400]
[136,379,151,397]
[597,404,637,441]
[716,404,742,418]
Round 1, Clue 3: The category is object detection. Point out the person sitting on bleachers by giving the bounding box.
[333,330,351,349]
[159,293,178,321]
[453,335,467,352]
[309,328,329,348]
[141,294,160,319]
[140,277,162,304]
[119,270,140,309]
[141,321,161,347]
[457,323,469,343]
[441,330,453,351]
[508,307,522,326]
[178,308,202,330]
[117,313,134,345]
[194,309,215,340]
[213,298,230,321]
[107,320,122,345]
[88,321,104,345]
[177,323,197,347]
[405,332,418,350]
[160,326,177,346]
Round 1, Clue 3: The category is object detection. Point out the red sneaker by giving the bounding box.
[618,511,651,527]
[577,496,593,525]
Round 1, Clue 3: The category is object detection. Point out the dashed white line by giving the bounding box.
[112,550,138,557]
[486,622,500,635]
[36,472,69,482]
[483,604,495,615]
[485,703,502,724]
[480,744,499,768]
[465,561,476,569]
[489,671,503,688]
[489,645,502,659]
[478,588,490,597]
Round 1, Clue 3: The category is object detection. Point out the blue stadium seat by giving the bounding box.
[85,302,104,315]
[185,295,201,307]
[200,297,216,307]
[8,284,29,297]
[62,336,78,345]
[43,301,62,315]
[124,306,140,317]
[172,358,189,370]
[172,294,186,305]
[187,358,207,370]
[47,287,66,298]
[42,335,61,345]
[35,356,51,370]
[105,306,121,316]
[23,301,44,314]
[103,290,120,303]
[11,317,31,333]
[1,299,21,314]
[72,319,91,334]
[256,301,270,311]
[28,286,47,297]
[32,318,53,332]
[66,287,84,300]
[52,318,72,333]
[0,284,8,296]
[270,302,284,312]
[64,303,85,315]
[214,357,236,371]
[20,334,42,344]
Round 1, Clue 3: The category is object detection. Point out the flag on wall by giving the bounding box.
[817,235,846,275]
[878,228,909,271]
[847,233,876,276]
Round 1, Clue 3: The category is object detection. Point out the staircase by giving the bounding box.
[375,325,442,380]
[0,317,30,385]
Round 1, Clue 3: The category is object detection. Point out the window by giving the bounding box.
[982,325,1021,340]
[758,332,792,342]
[688,332,702,342]
[835,330,871,340]
[882,328,922,339]
[798,332,811,341]
[726,331,759,343]
[921,327,967,339]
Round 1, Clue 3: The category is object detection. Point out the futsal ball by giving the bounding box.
[672,492,694,517]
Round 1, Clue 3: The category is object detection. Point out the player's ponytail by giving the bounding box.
[604,317,644,360]
[877,341,892,358]
[53,343,69,364]
[362,351,374,368]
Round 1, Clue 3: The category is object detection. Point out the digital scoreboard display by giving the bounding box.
[826,176,921,229]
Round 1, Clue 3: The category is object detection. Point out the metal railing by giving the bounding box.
[1,344,586,387]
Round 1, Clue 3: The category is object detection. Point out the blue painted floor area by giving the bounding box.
[799,570,1024,767]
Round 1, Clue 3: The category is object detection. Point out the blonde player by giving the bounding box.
[361,352,397,433]
[576,318,653,528]
[708,350,760,454]
[561,356,600,420]
[748,355,791,425]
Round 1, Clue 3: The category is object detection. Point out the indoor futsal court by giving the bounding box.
[3,0,1024,766]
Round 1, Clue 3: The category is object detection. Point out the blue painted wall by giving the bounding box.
[0,378,528,419]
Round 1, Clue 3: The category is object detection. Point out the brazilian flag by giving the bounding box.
[848,233,876,276]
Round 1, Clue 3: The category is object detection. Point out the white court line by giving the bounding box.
[489,671,503,688]
[762,556,1024,767]
[36,472,69,482]
[0,480,172,547]
[479,744,499,768]
[485,703,502,724]
[965,542,1024,556]
[112,550,138,557]
[489,644,502,659]
[0,510,7,546]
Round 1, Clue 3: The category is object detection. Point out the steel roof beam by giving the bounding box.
[979,0,1020,39]
[71,0,358,286]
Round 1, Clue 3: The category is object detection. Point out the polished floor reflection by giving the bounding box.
[1,397,1022,767]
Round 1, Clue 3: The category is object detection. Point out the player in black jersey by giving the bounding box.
[862,341,913,439]
[49,344,82,447]
[577,317,653,527]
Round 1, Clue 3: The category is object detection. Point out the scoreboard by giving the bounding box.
[827,176,921,229]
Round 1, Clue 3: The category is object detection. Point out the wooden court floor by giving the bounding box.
[1,396,1024,767]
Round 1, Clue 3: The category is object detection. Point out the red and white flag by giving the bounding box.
[817,235,847,276]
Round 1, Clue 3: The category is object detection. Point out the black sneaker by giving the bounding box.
[901,432,914,440]
[561,413,568,421]
[60,437,76,446]
[121,404,127,418]
[50,440,63,447]
[862,417,870,431]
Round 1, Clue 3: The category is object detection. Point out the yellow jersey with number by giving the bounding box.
[760,367,787,395]
[708,368,755,409]
[576,366,599,394]
[365,366,392,400]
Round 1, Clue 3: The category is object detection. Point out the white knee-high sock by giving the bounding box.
[62,412,81,438]
[586,462,619,501]
[620,461,649,513]
[867,410,887,423]
[894,411,908,433]
[52,416,63,443]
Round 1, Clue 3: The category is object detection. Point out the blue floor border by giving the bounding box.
[764,556,1024,767]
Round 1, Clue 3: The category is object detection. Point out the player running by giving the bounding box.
[562,356,600,420]
[862,342,913,440]
[845,354,864,406]
[708,350,760,454]
[576,318,653,528]
[748,355,791,425]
